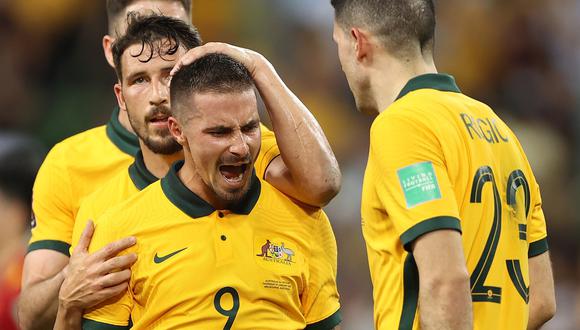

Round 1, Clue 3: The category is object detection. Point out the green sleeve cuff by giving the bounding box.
[400,216,462,252]
[305,308,342,330]
[27,240,71,257]
[82,318,130,330]
[529,237,549,257]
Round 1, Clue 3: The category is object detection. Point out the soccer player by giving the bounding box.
[70,53,341,329]
[19,1,341,329]
[329,0,556,329]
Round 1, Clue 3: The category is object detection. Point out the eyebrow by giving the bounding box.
[204,119,260,132]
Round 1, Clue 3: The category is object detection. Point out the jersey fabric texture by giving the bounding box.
[361,73,548,329]
[29,108,139,256]
[78,161,341,330]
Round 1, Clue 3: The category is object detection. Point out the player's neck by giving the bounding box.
[177,157,229,210]
[140,142,183,179]
[372,55,438,114]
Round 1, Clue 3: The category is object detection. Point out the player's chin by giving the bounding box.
[215,175,252,202]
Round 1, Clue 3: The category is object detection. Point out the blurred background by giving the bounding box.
[0,0,578,328]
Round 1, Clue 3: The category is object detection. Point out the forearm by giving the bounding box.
[18,271,65,330]
[53,304,82,330]
[419,278,473,329]
[254,59,341,205]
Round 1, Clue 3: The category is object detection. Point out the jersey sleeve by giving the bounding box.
[81,213,133,328]
[527,173,548,257]
[302,211,342,330]
[370,112,462,251]
[28,145,75,256]
[255,124,280,180]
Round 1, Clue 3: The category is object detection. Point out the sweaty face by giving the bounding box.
[179,90,261,204]
[118,43,184,154]
[333,20,375,115]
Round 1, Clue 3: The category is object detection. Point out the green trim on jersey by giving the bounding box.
[528,237,549,257]
[106,107,139,156]
[27,240,71,257]
[305,309,342,330]
[396,73,461,101]
[399,253,419,330]
[161,160,261,218]
[128,151,158,190]
[82,318,129,330]
[400,216,462,252]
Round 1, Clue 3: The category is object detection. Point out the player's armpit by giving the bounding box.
[527,251,556,330]
[412,229,472,330]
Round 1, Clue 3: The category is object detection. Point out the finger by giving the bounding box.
[99,269,132,288]
[98,253,137,274]
[170,42,226,76]
[93,237,136,260]
[74,220,95,253]
[87,282,129,309]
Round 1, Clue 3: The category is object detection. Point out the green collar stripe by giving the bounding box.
[128,151,158,190]
[396,73,461,101]
[161,160,261,219]
[106,107,139,156]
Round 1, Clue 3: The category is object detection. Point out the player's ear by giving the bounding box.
[114,83,127,113]
[351,27,372,63]
[103,35,115,68]
[168,116,186,146]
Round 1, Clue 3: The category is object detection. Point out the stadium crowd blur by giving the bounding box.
[0,0,578,328]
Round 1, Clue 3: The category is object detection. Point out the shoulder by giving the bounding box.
[95,181,165,230]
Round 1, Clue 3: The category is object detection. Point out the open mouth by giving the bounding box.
[219,163,249,184]
[148,115,169,124]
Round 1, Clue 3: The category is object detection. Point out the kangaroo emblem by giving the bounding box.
[256,240,271,257]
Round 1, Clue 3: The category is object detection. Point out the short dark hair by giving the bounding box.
[112,14,202,81]
[106,0,192,34]
[170,53,255,119]
[331,0,436,55]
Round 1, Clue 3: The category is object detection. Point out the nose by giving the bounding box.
[149,79,169,106]
[229,130,250,157]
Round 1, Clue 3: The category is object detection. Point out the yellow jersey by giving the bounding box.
[29,108,139,256]
[29,108,280,257]
[79,161,341,330]
[361,74,548,329]
[71,151,156,252]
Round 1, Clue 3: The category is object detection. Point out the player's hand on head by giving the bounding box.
[171,42,263,78]
[58,220,137,311]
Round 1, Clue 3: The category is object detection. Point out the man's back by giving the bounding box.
[362,74,547,329]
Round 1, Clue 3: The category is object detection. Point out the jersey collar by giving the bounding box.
[106,107,140,156]
[395,73,461,101]
[128,150,158,190]
[161,160,261,219]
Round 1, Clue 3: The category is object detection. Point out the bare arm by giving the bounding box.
[20,222,136,330]
[527,252,556,330]
[172,43,341,207]
[18,250,69,330]
[412,230,472,330]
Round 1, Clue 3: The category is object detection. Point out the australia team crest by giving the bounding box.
[256,239,295,265]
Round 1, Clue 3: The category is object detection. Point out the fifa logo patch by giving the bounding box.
[256,239,295,265]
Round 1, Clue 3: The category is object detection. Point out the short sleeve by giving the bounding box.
[527,174,548,257]
[255,124,280,179]
[302,211,342,329]
[28,146,74,256]
[81,214,133,328]
[370,113,461,251]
